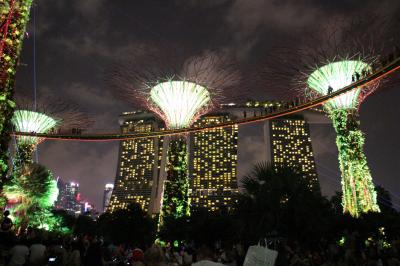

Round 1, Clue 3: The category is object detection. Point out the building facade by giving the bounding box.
[109,104,322,214]
[219,102,321,193]
[189,113,239,211]
[103,183,114,212]
[55,179,81,213]
[267,116,319,191]
[108,111,167,214]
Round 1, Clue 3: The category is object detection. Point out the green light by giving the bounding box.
[4,164,60,230]
[330,109,380,217]
[0,0,34,184]
[307,60,371,110]
[12,110,59,146]
[307,59,380,217]
[159,138,190,222]
[150,80,211,129]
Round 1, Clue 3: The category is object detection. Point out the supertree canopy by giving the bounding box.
[11,95,92,168]
[12,110,59,144]
[307,60,372,111]
[262,17,398,217]
[0,0,34,187]
[112,52,240,221]
[149,80,211,129]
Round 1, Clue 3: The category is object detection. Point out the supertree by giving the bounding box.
[11,95,92,168]
[262,17,399,217]
[0,1,34,187]
[112,52,240,220]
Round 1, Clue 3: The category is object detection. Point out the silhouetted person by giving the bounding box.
[85,241,104,266]
[361,69,367,77]
[355,72,360,81]
[1,210,13,232]
[327,86,333,95]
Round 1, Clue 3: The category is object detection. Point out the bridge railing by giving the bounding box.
[13,54,400,141]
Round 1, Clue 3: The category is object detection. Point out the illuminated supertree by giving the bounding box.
[0,1,34,186]
[113,52,240,220]
[306,57,380,217]
[11,96,92,168]
[263,17,398,217]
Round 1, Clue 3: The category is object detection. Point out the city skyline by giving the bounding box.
[106,105,325,214]
[13,0,400,211]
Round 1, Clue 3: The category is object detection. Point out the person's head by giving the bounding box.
[3,210,10,217]
[144,245,165,266]
[196,244,215,262]
[132,248,144,262]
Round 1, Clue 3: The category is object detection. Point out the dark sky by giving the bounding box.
[14,0,400,210]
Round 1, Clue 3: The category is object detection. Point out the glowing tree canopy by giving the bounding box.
[261,17,392,218]
[307,60,372,110]
[10,95,92,167]
[12,110,59,146]
[150,80,211,129]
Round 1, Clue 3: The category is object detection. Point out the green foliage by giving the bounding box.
[5,163,58,208]
[74,214,97,236]
[329,109,380,217]
[3,163,59,230]
[160,138,190,221]
[0,0,34,187]
[235,162,335,245]
[158,207,238,246]
[98,203,156,247]
[158,215,190,244]
[28,208,70,234]
[13,143,35,169]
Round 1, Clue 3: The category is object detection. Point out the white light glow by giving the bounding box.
[12,110,58,146]
[150,80,211,129]
[307,60,371,110]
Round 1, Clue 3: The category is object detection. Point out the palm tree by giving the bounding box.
[4,163,58,231]
[236,162,334,244]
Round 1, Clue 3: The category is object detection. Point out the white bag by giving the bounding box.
[243,243,278,266]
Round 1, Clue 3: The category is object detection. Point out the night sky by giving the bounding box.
[14,0,400,210]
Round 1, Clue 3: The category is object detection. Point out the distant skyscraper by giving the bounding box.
[266,115,320,191]
[55,179,81,213]
[189,113,239,211]
[221,101,321,192]
[109,111,167,214]
[103,183,114,212]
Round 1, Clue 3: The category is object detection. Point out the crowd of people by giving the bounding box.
[0,228,244,266]
[1,224,400,265]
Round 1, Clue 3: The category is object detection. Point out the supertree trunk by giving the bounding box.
[0,0,33,188]
[160,137,190,220]
[329,109,380,217]
[14,143,34,168]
